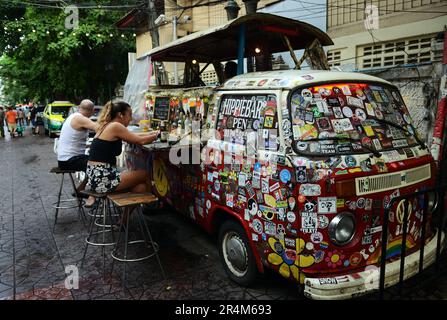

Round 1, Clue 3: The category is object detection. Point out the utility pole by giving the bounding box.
[147,0,159,48]
[173,15,178,85]
[148,0,167,84]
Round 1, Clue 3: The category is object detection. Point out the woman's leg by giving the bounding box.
[114,170,149,225]
[115,170,149,193]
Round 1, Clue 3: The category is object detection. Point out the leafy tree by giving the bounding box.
[0,1,138,105]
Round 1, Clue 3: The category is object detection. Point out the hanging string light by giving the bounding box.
[5,25,136,41]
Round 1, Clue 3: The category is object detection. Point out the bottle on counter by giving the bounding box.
[177,115,183,135]
[184,112,191,134]
[185,112,194,134]
[160,120,168,142]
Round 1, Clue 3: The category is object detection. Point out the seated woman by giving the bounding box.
[86,101,159,195]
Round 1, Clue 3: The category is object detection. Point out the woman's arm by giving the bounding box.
[115,123,159,145]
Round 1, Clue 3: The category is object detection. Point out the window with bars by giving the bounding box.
[358,35,435,69]
[201,71,218,85]
[327,50,341,67]
[327,0,443,28]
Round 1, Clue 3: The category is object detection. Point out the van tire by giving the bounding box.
[218,219,258,286]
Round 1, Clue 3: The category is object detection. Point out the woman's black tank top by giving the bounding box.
[88,123,122,166]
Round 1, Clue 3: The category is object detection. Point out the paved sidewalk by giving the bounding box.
[0,127,446,300]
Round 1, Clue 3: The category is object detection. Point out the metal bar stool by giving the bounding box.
[80,190,120,277]
[50,167,87,231]
[108,192,166,288]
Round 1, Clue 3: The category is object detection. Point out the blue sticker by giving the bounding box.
[345,155,357,168]
[254,162,261,171]
[280,169,292,184]
[261,233,267,241]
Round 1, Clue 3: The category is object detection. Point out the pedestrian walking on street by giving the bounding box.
[57,99,98,207]
[24,105,31,126]
[0,106,6,138]
[30,105,39,135]
[5,106,18,138]
[17,107,25,127]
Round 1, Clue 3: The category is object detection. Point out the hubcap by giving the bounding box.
[223,231,248,277]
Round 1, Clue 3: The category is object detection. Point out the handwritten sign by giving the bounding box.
[154,96,170,121]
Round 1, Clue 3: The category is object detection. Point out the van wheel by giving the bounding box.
[44,128,49,136]
[218,220,258,286]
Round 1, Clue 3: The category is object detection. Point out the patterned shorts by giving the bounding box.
[86,163,121,194]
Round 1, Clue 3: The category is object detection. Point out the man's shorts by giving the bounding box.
[58,155,88,172]
[8,123,16,132]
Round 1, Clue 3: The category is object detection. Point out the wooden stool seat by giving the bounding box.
[50,167,77,174]
[107,193,158,207]
[108,192,165,287]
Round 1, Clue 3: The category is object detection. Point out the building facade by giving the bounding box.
[118,0,281,85]
[326,0,446,143]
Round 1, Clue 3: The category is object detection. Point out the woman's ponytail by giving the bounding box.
[97,100,131,131]
[97,101,113,130]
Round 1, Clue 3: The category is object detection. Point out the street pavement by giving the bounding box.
[0,126,446,301]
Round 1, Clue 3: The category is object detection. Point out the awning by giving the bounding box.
[139,13,333,62]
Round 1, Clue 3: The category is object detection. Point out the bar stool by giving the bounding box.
[108,192,166,288]
[80,190,120,276]
[50,167,87,231]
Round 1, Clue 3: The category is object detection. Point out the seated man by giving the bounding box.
[57,99,98,206]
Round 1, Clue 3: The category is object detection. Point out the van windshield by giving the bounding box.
[288,82,422,156]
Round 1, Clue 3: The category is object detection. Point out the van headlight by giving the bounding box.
[328,212,356,246]
[427,191,438,214]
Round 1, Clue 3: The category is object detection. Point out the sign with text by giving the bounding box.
[154,96,170,121]
[218,94,276,130]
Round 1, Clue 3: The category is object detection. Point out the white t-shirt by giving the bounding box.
[57,113,88,161]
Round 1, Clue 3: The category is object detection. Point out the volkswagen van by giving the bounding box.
[123,13,445,299]
[43,101,75,137]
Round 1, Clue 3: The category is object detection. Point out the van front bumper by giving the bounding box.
[304,230,445,300]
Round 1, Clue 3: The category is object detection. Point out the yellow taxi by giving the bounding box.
[43,101,75,137]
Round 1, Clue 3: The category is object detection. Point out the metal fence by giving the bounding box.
[378,183,447,299]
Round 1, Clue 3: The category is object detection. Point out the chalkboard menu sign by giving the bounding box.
[154,96,170,121]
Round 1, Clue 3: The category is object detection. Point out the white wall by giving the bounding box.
[327,15,447,71]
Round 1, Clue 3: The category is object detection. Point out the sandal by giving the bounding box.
[84,198,97,208]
